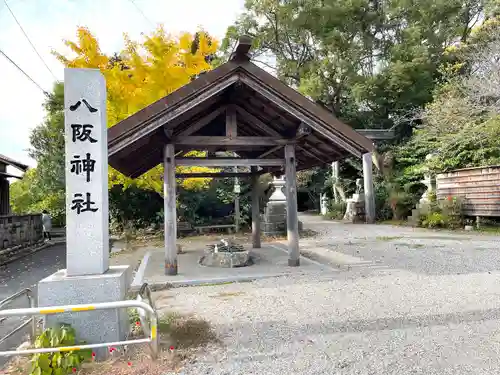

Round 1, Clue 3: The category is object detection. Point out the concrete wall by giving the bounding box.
[436,166,500,217]
[0,214,43,250]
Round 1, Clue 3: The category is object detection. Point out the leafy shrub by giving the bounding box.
[374,182,393,221]
[374,181,416,221]
[30,325,92,375]
[418,195,463,229]
[325,201,347,220]
[388,190,414,220]
[422,212,446,228]
[440,195,463,228]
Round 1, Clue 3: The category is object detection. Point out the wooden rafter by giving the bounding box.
[176,106,227,137]
[233,105,281,137]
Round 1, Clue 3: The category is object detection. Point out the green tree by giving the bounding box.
[29,82,65,193]
[223,0,487,133]
[395,16,500,177]
[10,83,67,225]
[222,0,492,217]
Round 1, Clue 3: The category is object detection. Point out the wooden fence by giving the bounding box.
[436,166,500,217]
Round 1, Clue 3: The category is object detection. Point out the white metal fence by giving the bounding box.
[0,287,158,359]
[0,288,36,345]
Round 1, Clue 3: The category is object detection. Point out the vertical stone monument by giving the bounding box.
[419,154,436,204]
[260,176,303,236]
[38,69,131,358]
[261,176,287,236]
[343,178,366,223]
[409,153,436,225]
[320,193,328,215]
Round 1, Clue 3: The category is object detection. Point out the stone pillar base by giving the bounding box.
[343,200,366,223]
[38,265,132,360]
[261,220,304,237]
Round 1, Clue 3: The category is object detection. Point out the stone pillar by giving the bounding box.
[419,154,436,204]
[331,161,340,203]
[363,152,375,223]
[164,144,177,275]
[285,144,299,267]
[320,193,328,215]
[251,166,261,248]
[260,176,287,236]
[234,166,240,233]
[38,68,131,360]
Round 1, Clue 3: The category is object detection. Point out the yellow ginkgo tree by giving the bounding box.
[53,26,219,193]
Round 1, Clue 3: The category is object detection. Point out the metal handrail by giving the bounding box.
[138,283,155,310]
[0,300,158,359]
[136,283,155,335]
[0,288,36,345]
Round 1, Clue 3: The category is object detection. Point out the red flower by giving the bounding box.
[72,368,76,373]
[169,346,175,351]
[136,321,141,326]
[127,362,132,366]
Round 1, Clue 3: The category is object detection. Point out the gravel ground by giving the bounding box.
[154,214,500,375]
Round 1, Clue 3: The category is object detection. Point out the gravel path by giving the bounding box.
[154,214,500,374]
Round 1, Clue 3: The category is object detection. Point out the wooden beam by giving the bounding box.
[226,106,237,138]
[251,166,261,248]
[240,75,363,157]
[285,144,300,266]
[175,158,284,167]
[174,136,294,146]
[233,105,281,137]
[357,129,395,140]
[109,75,238,156]
[176,106,227,137]
[258,145,283,158]
[164,144,177,275]
[176,171,262,178]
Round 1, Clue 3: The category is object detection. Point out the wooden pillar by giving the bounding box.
[251,166,261,248]
[363,152,375,224]
[164,144,177,275]
[284,144,299,266]
[227,109,240,232]
[0,177,10,216]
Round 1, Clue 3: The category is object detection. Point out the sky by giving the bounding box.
[0,0,245,176]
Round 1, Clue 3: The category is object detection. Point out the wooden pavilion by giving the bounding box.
[108,36,374,275]
[0,154,29,215]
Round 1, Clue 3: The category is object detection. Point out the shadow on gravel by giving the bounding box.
[222,307,500,338]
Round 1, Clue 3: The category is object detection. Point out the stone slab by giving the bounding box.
[140,244,337,288]
[38,265,131,359]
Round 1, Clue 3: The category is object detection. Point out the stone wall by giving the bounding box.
[0,214,43,250]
